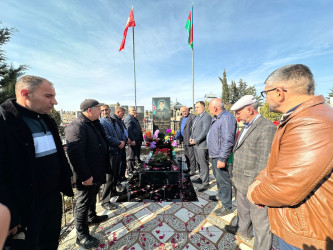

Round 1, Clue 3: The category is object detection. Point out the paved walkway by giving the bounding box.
[59,172,280,250]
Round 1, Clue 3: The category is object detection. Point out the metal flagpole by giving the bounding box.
[132,7,137,108]
[192,4,194,110]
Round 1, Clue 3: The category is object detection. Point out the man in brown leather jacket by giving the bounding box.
[247,64,333,249]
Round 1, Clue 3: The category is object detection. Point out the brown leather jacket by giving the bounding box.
[250,95,333,249]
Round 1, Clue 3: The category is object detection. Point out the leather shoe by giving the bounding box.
[224,224,238,234]
[224,225,252,240]
[192,178,202,184]
[209,195,218,201]
[88,215,108,224]
[214,207,233,216]
[102,202,118,210]
[76,235,100,249]
[197,184,209,192]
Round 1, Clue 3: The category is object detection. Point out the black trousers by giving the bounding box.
[101,154,120,205]
[75,185,100,239]
[117,148,127,183]
[184,144,196,173]
[136,141,142,161]
[24,192,62,250]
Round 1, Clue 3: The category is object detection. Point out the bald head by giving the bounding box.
[180,106,189,117]
[209,98,224,116]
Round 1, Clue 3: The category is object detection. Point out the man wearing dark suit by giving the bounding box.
[179,106,196,175]
[124,106,143,174]
[190,101,212,191]
[225,95,276,249]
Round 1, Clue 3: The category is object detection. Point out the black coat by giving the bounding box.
[124,114,143,142]
[0,99,73,227]
[65,113,109,186]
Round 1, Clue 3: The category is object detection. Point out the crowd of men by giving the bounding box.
[0,64,332,250]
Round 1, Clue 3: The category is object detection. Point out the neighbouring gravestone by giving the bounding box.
[152,97,171,132]
[136,105,144,127]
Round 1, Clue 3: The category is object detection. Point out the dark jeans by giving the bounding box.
[210,158,232,209]
[101,154,120,205]
[184,144,196,173]
[75,185,100,239]
[194,147,209,185]
[118,147,127,183]
[25,192,62,250]
[278,237,301,250]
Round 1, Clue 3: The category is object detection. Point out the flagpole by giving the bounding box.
[192,4,194,110]
[132,7,137,108]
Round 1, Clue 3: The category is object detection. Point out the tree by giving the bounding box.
[219,69,229,103]
[49,108,62,127]
[260,102,282,121]
[229,80,238,104]
[326,87,333,103]
[0,22,27,103]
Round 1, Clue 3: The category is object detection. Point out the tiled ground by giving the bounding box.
[59,172,280,250]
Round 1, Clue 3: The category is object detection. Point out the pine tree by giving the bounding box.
[0,22,27,103]
[219,69,229,103]
[326,87,333,103]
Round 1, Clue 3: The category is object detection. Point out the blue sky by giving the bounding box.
[1,0,332,111]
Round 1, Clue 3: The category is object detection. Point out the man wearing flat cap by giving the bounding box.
[224,95,276,249]
[65,99,110,249]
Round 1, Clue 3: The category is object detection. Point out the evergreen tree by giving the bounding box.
[326,87,333,103]
[219,69,229,103]
[49,108,62,127]
[229,80,238,104]
[260,102,282,121]
[0,22,27,103]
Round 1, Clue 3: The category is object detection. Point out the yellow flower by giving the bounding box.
[165,136,169,140]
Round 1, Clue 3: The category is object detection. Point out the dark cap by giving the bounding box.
[80,99,102,111]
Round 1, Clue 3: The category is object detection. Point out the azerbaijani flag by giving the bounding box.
[185,6,193,49]
[152,100,157,115]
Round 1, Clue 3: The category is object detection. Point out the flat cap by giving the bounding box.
[80,99,102,111]
[230,95,257,111]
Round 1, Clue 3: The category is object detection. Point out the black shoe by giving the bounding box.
[192,178,202,184]
[197,184,209,192]
[88,215,108,224]
[183,169,190,173]
[214,207,233,216]
[224,225,238,234]
[76,235,100,249]
[224,225,252,240]
[209,195,218,201]
[102,202,118,210]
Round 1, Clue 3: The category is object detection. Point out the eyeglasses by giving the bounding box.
[260,88,287,98]
[260,88,277,98]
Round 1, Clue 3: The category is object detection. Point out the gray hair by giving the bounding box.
[265,64,315,95]
[15,75,52,95]
[209,98,224,109]
[251,102,259,110]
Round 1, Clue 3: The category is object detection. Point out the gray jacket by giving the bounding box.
[207,110,237,162]
[191,111,211,149]
[232,115,276,195]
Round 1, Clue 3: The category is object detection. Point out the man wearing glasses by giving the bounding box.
[247,64,333,249]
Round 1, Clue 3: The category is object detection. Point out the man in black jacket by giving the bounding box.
[124,106,143,174]
[65,99,109,249]
[0,75,73,249]
[179,106,196,175]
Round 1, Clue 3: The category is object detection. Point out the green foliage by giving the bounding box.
[326,87,333,103]
[49,108,62,126]
[260,102,282,121]
[218,70,262,105]
[0,22,27,103]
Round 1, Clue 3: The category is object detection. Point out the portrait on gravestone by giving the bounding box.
[152,97,171,132]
